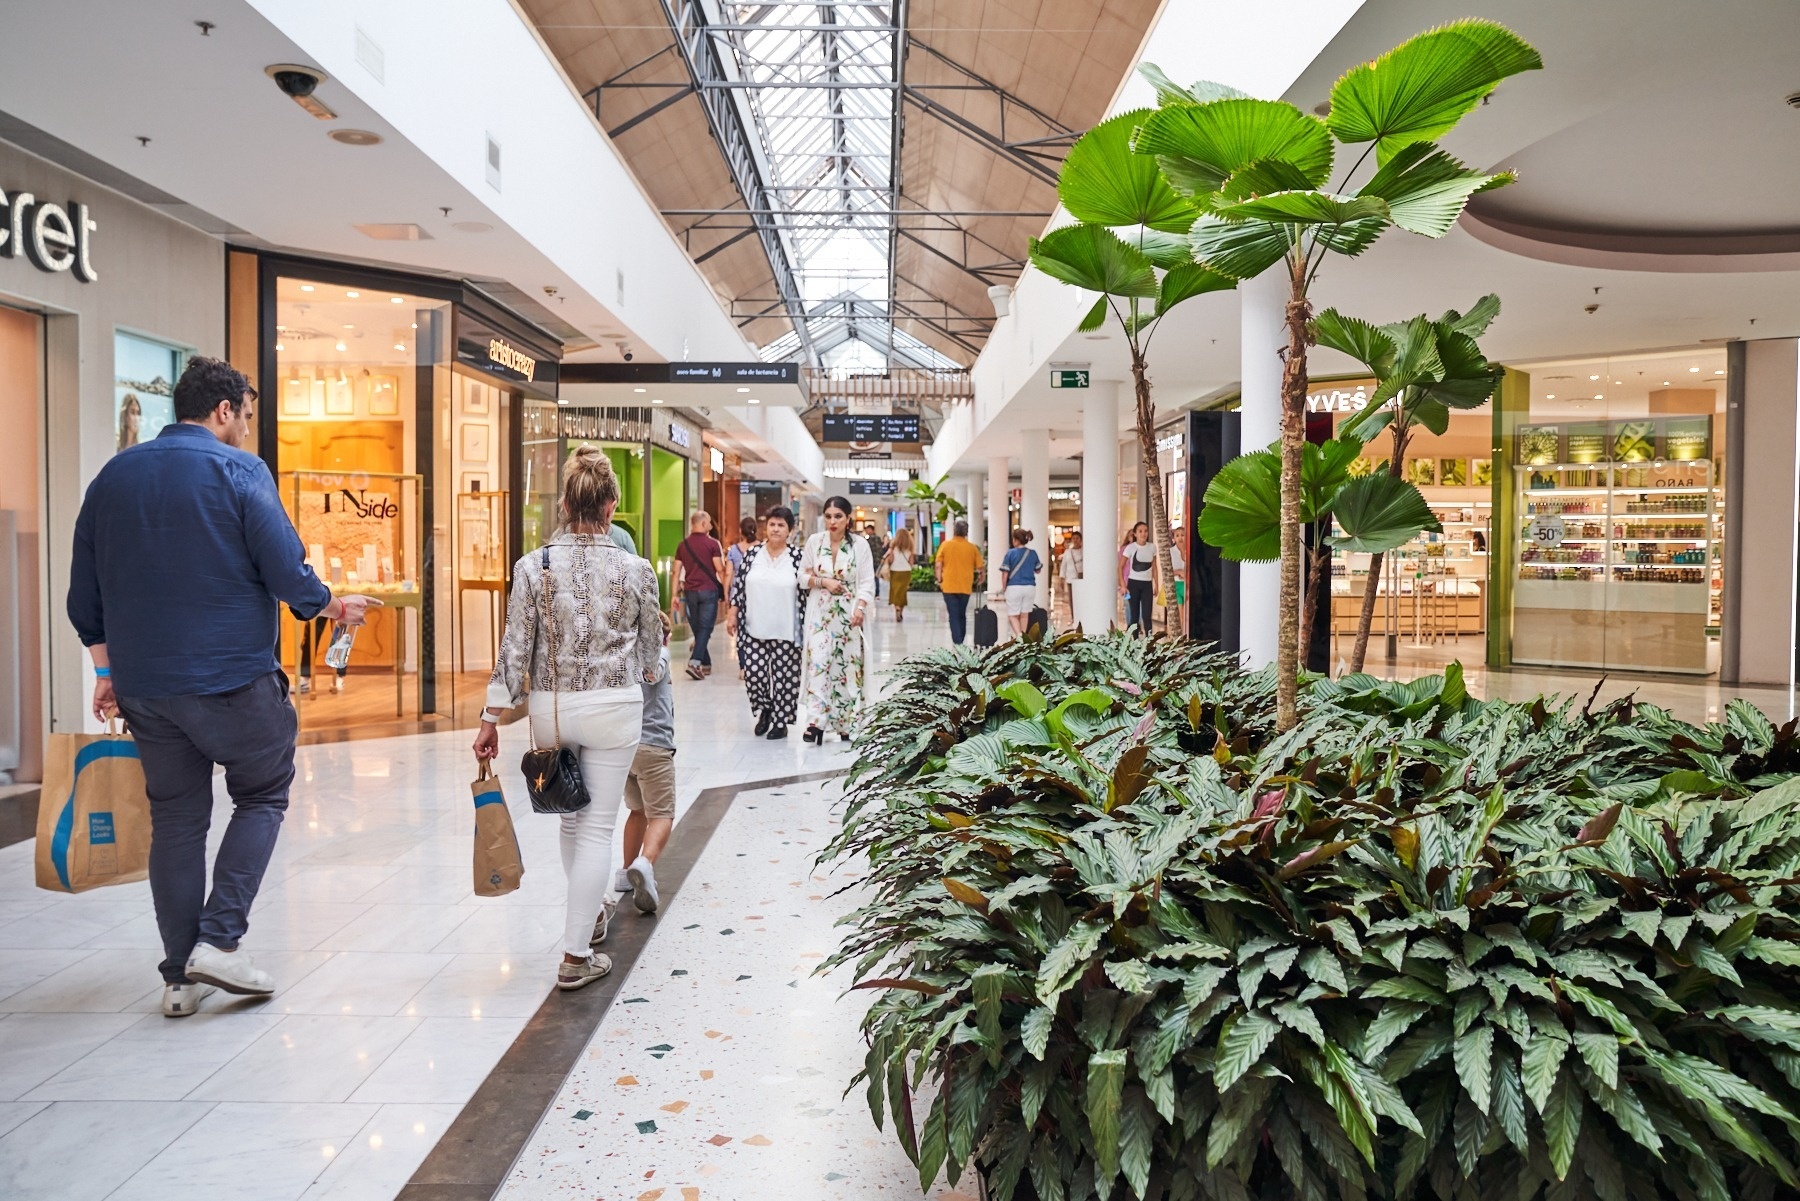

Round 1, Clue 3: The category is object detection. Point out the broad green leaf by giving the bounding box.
[1446,292,1500,337]
[1301,1043,1378,1166]
[1356,142,1514,236]
[1138,63,1250,108]
[997,679,1048,718]
[1158,262,1238,315]
[1620,909,1661,946]
[1021,1005,1054,1059]
[1078,296,1109,333]
[1028,225,1159,299]
[1134,97,1333,199]
[1187,214,1293,280]
[1212,190,1391,227]
[1327,475,1440,554]
[1573,1030,1619,1090]
[1453,1024,1494,1114]
[1086,1049,1128,1187]
[1197,448,1281,562]
[1215,1011,1281,1093]
[1362,1000,1427,1060]
[1520,1030,1568,1113]
[1037,921,1106,1003]
[1327,19,1543,163]
[1313,308,1397,379]
[1059,109,1197,231]
[1542,1066,1583,1179]
[1302,437,1363,521]
[1046,688,1116,744]
[1217,158,1319,204]
[1116,224,1197,268]
[1313,216,1390,258]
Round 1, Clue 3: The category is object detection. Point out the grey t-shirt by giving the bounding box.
[640,648,675,750]
[609,525,638,555]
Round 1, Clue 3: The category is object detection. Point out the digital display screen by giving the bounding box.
[821,413,920,443]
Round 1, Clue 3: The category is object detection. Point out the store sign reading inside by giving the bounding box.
[0,188,98,282]
[322,488,400,520]
[487,338,537,381]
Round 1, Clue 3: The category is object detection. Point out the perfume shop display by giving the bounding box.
[1512,418,1719,674]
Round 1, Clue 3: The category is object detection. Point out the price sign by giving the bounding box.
[1529,516,1565,549]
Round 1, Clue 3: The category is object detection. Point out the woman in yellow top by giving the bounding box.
[932,519,984,645]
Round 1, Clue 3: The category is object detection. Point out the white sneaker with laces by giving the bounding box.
[162,981,216,1018]
[185,943,275,996]
[627,856,660,914]
[613,869,630,893]
[590,902,613,947]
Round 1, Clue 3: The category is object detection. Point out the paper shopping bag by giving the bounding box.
[472,762,524,897]
[35,725,151,893]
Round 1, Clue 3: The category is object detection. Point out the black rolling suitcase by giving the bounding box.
[1028,606,1050,638]
[973,606,999,648]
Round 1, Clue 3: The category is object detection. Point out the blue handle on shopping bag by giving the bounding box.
[48,739,139,891]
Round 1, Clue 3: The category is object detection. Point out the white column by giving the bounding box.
[1021,428,1051,610]
[1238,269,1287,669]
[986,455,1009,595]
[1079,382,1120,632]
[965,470,985,555]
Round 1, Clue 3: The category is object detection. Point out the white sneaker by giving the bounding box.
[185,943,275,996]
[590,902,612,947]
[613,869,631,893]
[557,953,613,991]
[162,981,216,1018]
[627,856,660,914]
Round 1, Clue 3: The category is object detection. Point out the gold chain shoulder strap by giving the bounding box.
[532,544,563,750]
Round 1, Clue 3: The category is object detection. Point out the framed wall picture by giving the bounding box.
[1438,458,1468,487]
[325,377,354,416]
[1471,458,1492,487]
[463,383,490,415]
[461,422,490,463]
[463,473,488,495]
[368,375,400,416]
[281,376,312,417]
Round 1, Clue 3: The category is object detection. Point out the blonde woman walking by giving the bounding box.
[883,527,914,623]
[474,446,662,992]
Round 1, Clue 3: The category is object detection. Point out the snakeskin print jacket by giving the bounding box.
[486,532,663,708]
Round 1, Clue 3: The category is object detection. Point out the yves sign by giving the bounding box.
[0,189,98,282]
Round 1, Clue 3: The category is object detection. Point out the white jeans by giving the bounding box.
[528,687,643,958]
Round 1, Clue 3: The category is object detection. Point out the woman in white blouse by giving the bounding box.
[799,495,877,744]
[725,506,806,739]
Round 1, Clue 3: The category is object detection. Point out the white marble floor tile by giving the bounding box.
[253,865,404,912]
[271,951,455,1018]
[0,1012,142,1102]
[240,901,372,951]
[401,953,555,1019]
[0,947,164,1012]
[0,948,91,1003]
[353,863,484,907]
[0,1099,214,1201]
[107,1101,379,1201]
[0,900,52,926]
[299,1102,462,1201]
[313,903,475,956]
[427,903,565,956]
[347,1016,528,1104]
[0,900,141,949]
[26,1012,284,1101]
[0,1101,46,1138]
[184,1014,420,1103]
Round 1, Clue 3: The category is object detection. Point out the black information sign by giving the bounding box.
[848,480,901,496]
[822,413,920,443]
[669,362,798,383]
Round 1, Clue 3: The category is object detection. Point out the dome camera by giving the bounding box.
[265,64,336,120]
[617,341,634,362]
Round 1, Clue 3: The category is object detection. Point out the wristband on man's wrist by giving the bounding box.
[93,667,111,679]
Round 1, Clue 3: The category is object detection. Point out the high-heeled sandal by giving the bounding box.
[804,726,823,744]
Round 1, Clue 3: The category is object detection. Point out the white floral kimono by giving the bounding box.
[800,531,877,735]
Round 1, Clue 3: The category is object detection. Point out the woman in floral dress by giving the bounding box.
[800,495,876,744]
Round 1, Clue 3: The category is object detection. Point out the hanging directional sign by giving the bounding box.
[1050,369,1089,389]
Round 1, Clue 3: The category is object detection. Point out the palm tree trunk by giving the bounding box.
[1348,429,1412,674]
[1275,260,1312,731]
[1131,349,1177,634]
[1298,536,1330,670]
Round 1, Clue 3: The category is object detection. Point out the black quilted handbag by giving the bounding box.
[520,546,591,815]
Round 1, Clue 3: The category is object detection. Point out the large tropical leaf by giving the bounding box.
[1196,448,1281,562]
[1158,262,1238,315]
[1059,110,1197,231]
[1327,19,1543,163]
[1133,98,1332,199]
[1313,309,1397,378]
[1327,475,1440,554]
[1187,214,1292,280]
[1217,158,1320,204]
[1212,190,1391,228]
[1138,64,1250,108]
[1078,296,1109,333]
[1028,225,1159,299]
[1420,328,1502,408]
[1116,224,1197,269]
[1303,438,1363,515]
[1444,292,1500,338]
[1356,142,1514,237]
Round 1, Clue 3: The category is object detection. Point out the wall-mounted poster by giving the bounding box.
[1665,417,1711,462]
[1567,424,1608,464]
[281,375,312,417]
[1517,425,1560,466]
[1437,458,1467,487]
[1471,458,1492,487]
[1612,420,1657,463]
[1405,457,1436,486]
[462,381,490,415]
[461,423,490,463]
[368,375,400,417]
[114,331,181,451]
[325,376,354,416]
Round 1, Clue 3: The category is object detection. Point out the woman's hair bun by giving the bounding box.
[562,444,621,528]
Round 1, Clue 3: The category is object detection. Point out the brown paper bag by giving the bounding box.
[35,725,151,893]
[472,761,524,897]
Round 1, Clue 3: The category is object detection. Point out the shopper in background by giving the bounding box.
[612,609,675,917]
[1167,528,1188,637]
[726,516,758,679]
[726,505,806,739]
[1061,530,1084,622]
[884,527,915,623]
[674,510,727,680]
[863,522,887,602]
[475,446,662,992]
[999,528,1043,638]
[800,495,876,744]
[1120,521,1158,634]
[933,519,984,645]
[68,356,378,1016]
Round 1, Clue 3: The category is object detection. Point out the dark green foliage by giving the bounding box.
[824,631,1800,1200]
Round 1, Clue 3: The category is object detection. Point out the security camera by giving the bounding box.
[617,341,634,362]
[265,64,336,120]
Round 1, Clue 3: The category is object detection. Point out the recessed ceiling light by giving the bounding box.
[557,398,569,406]
[328,129,383,147]
[410,323,417,329]
[1546,393,1556,400]
[391,296,404,304]
[276,324,286,331]
[633,387,646,393]
[737,387,749,393]
[393,343,405,351]
[1663,380,1671,385]
[652,398,665,405]
[1689,366,1701,373]
[1714,368,1725,374]
[345,291,360,298]
[300,284,315,292]
[343,323,355,329]
[335,341,347,352]
[451,220,493,233]
[749,397,761,404]
[1588,374,1600,380]
[274,342,284,351]
[1613,379,1622,384]
[1593,393,1604,400]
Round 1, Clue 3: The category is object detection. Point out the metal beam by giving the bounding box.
[900,40,1077,186]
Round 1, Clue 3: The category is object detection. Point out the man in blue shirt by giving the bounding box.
[67,356,376,1017]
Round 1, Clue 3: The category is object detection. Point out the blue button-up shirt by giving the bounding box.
[67,423,333,698]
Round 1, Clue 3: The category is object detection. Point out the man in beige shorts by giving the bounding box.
[616,612,675,914]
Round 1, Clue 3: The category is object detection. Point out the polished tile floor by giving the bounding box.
[1,597,1788,1199]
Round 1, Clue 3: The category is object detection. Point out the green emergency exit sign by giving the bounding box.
[1050,369,1089,388]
